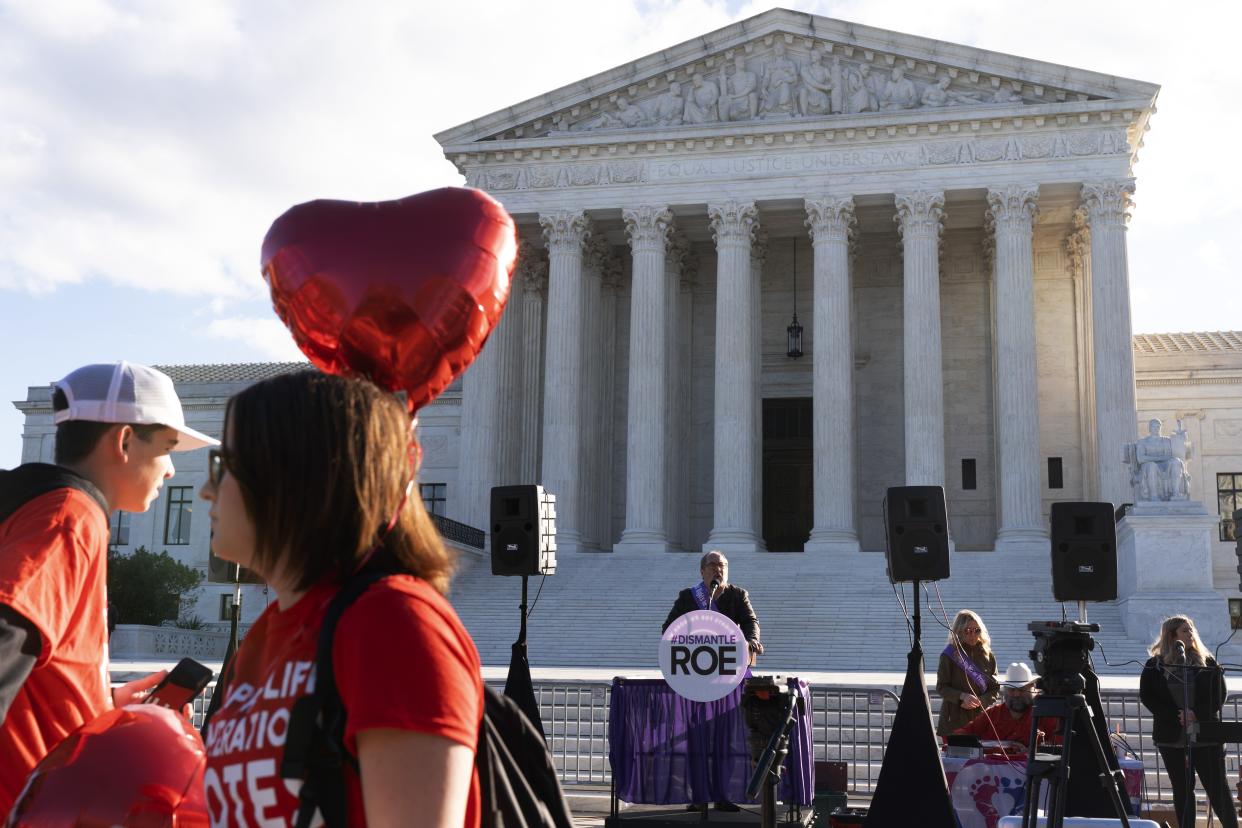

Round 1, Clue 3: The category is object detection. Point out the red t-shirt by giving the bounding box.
[955,703,1060,745]
[0,488,112,814]
[204,574,483,827]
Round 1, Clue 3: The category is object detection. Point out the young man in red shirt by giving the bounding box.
[0,361,218,814]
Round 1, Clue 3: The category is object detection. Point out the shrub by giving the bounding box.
[107,546,202,627]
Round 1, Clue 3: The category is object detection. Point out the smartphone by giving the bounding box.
[143,657,214,710]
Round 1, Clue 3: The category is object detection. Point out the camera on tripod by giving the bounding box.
[1028,620,1100,697]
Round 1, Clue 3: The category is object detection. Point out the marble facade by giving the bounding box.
[435,9,1159,555]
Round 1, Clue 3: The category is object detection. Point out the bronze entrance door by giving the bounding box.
[762,397,813,551]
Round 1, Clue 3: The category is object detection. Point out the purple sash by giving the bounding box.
[943,644,991,694]
[691,582,718,611]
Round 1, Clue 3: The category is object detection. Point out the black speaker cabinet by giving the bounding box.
[883,486,950,583]
[1049,502,1117,602]
[490,485,557,576]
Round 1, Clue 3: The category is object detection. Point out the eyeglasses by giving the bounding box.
[962,626,981,635]
[207,448,235,488]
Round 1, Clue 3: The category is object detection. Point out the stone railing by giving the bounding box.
[111,623,252,660]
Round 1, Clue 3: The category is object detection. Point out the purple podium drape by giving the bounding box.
[608,677,814,806]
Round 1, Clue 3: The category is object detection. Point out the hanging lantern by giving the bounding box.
[787,238,804,359]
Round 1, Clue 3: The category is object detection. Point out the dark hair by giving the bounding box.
[52,389,164,465]
[224,371,453,593]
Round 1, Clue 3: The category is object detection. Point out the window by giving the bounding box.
[219,593,237,622]
[421,483,447,517]
[961,459,977,491]
[1048,457,1064,490]
[1219,474,1242,542]
[163,486,193,545]
[1231,599,1242,631]
[109,511,131,548]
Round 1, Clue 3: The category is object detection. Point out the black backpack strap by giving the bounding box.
[282,569,388,828]
[0,463,108,525]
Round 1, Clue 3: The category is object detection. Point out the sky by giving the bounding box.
[2,0,1239,470]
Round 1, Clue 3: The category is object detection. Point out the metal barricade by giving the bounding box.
[134,675,1242,809]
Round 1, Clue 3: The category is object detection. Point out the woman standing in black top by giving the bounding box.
[1139,615,1237,828]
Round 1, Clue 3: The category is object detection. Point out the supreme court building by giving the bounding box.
[432,8,1158,557]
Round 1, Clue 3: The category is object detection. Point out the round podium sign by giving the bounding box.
[659,610,747,702]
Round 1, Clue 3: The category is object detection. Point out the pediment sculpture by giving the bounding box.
[1123,418,1193,502]
[567,42,1034,134]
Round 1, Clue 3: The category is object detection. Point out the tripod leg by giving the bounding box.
[1049,712,1075,828]
[1073,703,1131,827]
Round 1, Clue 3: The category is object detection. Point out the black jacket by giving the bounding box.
[662,584,764,655]
[1139,654,1226,745]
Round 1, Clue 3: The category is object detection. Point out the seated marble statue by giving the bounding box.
[1123,418,1193,502]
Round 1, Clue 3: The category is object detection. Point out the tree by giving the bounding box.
[107,546,203,627]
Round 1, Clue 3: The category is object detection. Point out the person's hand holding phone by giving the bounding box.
[113,670,168,707]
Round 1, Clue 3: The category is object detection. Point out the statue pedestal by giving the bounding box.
[1116,501,1230,647]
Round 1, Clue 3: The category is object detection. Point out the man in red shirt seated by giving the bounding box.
[954,662,1058,746]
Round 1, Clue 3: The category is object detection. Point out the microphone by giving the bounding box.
[1175,640,1187,664]
[709,578,721,600]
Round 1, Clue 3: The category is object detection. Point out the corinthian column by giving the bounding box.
[805,197,860,553]
[617,205,674,553]
[895,191,948,493]
[1067,210,1097,500]
[539,210,590,554]
[705,201,763,555]
[518,254,548,485]
[455,246,530,536]
[987,184,1047,552]
[1082,179,1138,508]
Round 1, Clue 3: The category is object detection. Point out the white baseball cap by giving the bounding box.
[52,362,219,451]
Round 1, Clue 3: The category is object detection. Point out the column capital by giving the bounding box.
[804,196,856,244]
[1081,179,1135,227]
[665,230,692,272]
[749,228,769,270]
[516,245,549,298]
[623,205,674,252]
[986,183,1040,229]
[1065,207,1091,282]
[894,190,945,240]
[708,201,758,246]
[539,209,590,253]
[583,233,614,276]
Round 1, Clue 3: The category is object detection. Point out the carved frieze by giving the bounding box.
[463,127,1128,193]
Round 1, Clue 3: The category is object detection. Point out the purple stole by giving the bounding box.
[943,644,991,694]
[691,582,719,612]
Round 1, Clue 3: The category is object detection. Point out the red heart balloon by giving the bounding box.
[261,187,518,410]
[7,705,208,827]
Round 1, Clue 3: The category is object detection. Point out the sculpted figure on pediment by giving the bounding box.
[798,48,836,116]
[880,67,917,110]
[991,86,1022,104]
[573,96,648,131]
[921,75,980,107]
[845,64,878,113]
[721,54,759,122]
[652,82,685,127]
[683,73,719,124]
[760,41,799,117]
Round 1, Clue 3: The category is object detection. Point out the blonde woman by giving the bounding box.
[1140,616,1236,828]
[936,610,999,736]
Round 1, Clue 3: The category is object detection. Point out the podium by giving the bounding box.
[606,677,813,825]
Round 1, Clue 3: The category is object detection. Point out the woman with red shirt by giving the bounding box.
[198,371,483,828]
